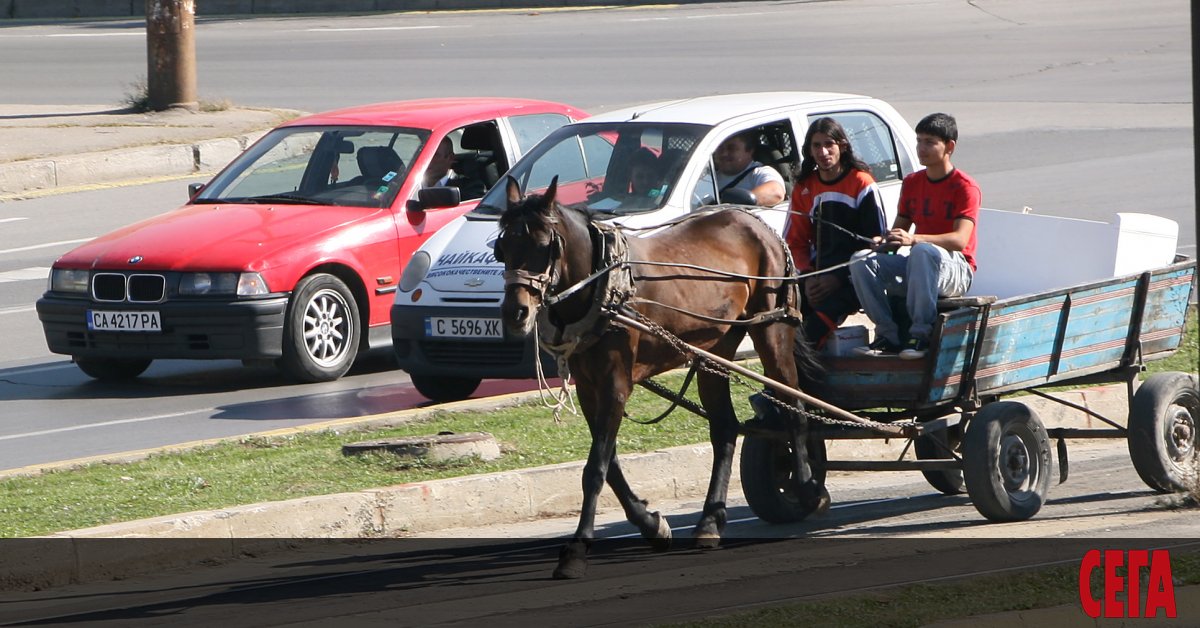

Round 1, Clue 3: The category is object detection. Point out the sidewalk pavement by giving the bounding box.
[0,104,304,199]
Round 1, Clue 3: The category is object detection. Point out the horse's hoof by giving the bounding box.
[800,482,832,517]
[692,532,721,550]
[553,542,588,579]
[552,561,587,579]
[645,511,672,553]
[810,485,832,517]
[816,495,831,516]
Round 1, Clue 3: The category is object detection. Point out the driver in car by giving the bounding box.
[702,130,786,207]
[424,137,486,201]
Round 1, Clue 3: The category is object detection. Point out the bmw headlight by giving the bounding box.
[178,272,269,296]
[399,251,431,293]
[50,268,89,294]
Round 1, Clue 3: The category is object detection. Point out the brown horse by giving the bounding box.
[495,177,827,579]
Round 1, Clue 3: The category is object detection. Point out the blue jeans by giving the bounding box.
[848,243,973,345]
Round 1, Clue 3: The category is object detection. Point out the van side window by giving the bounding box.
[815,111,904,183]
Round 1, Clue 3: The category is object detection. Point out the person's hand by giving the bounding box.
[803,274,840,305]
[869,235,897,253]
[884,228,915,248]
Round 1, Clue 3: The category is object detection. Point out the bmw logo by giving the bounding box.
[128,256,143,264]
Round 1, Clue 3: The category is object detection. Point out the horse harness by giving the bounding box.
[523,219,636,358]
[507,208,802,360]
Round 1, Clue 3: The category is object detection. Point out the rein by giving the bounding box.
[519,207,821,338]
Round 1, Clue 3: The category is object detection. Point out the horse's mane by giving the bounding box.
[500,187,606,242]
[499,188,559,237]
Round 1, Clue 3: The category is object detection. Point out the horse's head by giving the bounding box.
[496,176,564,336]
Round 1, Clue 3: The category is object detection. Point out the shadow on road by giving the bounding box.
[0,352,400,402]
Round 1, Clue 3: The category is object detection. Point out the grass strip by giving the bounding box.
[0,366,732,538]
[664,550,1200,628]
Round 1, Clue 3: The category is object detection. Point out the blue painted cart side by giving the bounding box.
[813,259,1195,416]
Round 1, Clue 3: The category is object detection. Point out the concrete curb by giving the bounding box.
[3,383,1138,589]
[0,130,270,196]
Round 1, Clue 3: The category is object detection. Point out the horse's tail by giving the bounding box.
[738,207,824,382]
[763,216,822,386]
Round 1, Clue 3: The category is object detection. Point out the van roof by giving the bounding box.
[584,92,871,126]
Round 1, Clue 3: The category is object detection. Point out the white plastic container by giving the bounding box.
[968,210,1179,299]
[823,325,868,356]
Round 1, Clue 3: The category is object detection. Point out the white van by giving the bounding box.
[390,92,920,401]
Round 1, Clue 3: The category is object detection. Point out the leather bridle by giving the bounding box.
[498,228,563,306]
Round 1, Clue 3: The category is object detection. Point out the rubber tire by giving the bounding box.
[962,401,1053,522]
[411,374,481,403]
[75,357,152,381]
[739,434,827,524]
[1127,372,1199,493]
[277,274,360,383]
[914,425,966,495]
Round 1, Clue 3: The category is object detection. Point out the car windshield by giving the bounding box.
[472,121,710,217]
[194,125,429,208]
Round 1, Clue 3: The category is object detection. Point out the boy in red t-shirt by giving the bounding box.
[848,113,981,359]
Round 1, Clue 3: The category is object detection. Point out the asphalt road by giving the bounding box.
[0,1,1191,243]
[0,0,1194,470]
[2,442,1196,626]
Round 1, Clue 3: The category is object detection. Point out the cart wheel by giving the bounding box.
[914,426,965,495]
[962,401,1052,522]
[1127,372,1199,493]
[739,434,826,523]
[411,374,481,403]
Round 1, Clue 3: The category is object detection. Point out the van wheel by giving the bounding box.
[278,274,360,383]
[75,357,152,380]
[411,374,481,402]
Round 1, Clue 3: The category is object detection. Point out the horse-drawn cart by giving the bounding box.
[737,255,1197,524]
[494,182,1194,577]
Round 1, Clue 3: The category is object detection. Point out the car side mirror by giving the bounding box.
[188,182,205,200]
[719,188,757,206]
[407,186,461,212]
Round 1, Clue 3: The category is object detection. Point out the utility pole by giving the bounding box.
[145,0,197,111]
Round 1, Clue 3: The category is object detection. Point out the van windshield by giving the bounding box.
[472,121,709,217]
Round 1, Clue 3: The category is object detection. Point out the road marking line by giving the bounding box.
[0,217,28,224]
[303,25,445,32]
[0,266,49,283]
[48,32,143,38]
[0,410,203,442]
[0,238,91,255]
[628,11,765,21]
[0,305,37,316]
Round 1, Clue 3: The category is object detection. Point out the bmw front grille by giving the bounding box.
[91,273,166,303]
